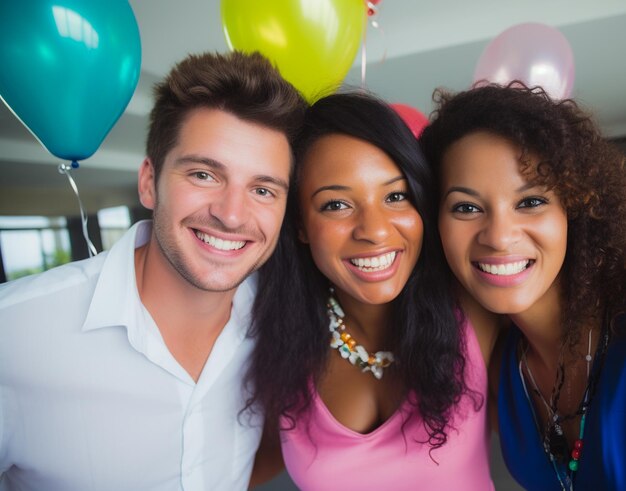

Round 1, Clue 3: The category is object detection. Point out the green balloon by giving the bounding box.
[221,0,365,102]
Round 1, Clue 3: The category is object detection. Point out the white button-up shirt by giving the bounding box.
[0,221,262,491]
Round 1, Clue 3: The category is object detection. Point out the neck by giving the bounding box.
[334,290,392,349]
[509,282,564,373]
[512,282,604,386]
[513,313,562,374]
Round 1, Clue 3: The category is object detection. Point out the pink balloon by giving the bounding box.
[473,22,575,99]
[391,103,429,138]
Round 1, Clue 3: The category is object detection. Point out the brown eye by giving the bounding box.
[386,192,407,202]
[518,197,547,208]
[452,203,481,213]
[321,200,348,211]
[192,171,212,180]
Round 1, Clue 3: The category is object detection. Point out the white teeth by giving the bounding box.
[194,230,245,251]
[350,252,396,272]
[478,260,530,276]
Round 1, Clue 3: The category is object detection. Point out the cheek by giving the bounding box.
[164,184,206,212]
[438,217,465,261]
[438,220,474,285]
[306,222,338,254]
[308,242,341,284]
[303,218,348,271]
[257,204,288,240]
[438,214,452,244]
[537,215,568,270]
[398,213,424,251]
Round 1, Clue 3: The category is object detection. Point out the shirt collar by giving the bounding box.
[82,220,152,333]
[81,220,258,384]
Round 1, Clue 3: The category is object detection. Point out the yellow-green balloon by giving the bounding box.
[221,0,365,102]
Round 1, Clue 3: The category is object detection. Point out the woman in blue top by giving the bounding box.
[420,83,626,490]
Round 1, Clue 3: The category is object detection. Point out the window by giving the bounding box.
[0,216,71,281]
[98,206,131,251]
[0,206,133,283]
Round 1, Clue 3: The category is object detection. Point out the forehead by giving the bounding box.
[441,131,532,185]
[168,108,291,179]
[300,133,402,185]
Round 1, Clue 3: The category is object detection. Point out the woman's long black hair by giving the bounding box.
[246,91,471,450]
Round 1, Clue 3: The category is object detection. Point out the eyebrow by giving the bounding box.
[311,175,406,198]
[443,181,539,199]
[175,155,225,170]
[443,186,479,199]
[254,175,289,193]
[175,155,289,192]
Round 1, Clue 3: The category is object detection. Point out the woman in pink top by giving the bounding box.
[247,92,498,490]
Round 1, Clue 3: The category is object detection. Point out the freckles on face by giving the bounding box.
[297,133,423,306]
[437,131,568,316]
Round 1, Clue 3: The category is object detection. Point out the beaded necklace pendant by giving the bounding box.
[327,292,394,380]
[545,419,569,463]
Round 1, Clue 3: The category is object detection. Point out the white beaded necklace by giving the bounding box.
[327,290,394,380]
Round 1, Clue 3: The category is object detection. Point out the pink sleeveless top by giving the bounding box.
[280,317,494,491]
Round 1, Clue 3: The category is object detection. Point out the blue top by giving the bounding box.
[498,319,626,490]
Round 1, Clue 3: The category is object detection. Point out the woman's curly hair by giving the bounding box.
[420,82,626,343]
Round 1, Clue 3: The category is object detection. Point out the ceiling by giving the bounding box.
[2,0,626,216]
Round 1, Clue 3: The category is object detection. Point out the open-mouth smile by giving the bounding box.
[194,229,246,251]
[349,251,397,272]
[475,259,533,276]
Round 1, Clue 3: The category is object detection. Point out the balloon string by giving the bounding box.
[361,1,386,87]
[375,24,388,66]
[361,6,368,88]
[58,160,98,257]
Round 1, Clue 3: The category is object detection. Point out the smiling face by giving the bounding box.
[139,108,291,292]
[438,131,568,316]
[298,133,423,306]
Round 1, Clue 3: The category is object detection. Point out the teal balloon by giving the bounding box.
[0,0,141,161]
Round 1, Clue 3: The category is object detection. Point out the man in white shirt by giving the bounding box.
[0,51,306,491]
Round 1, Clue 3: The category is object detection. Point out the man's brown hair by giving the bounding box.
[146,51,307,181]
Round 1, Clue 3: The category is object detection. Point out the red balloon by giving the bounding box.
[391,103,429,138]
[368,0,381,4]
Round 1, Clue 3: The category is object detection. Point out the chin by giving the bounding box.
[356,288,403,306]
[477,297,532,316]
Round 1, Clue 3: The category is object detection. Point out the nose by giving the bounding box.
[209,186,250,230]
[477,210,521,251]
[352,206,392,244]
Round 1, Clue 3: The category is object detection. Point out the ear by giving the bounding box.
[138,158,156,210]
[297,225,309,244]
